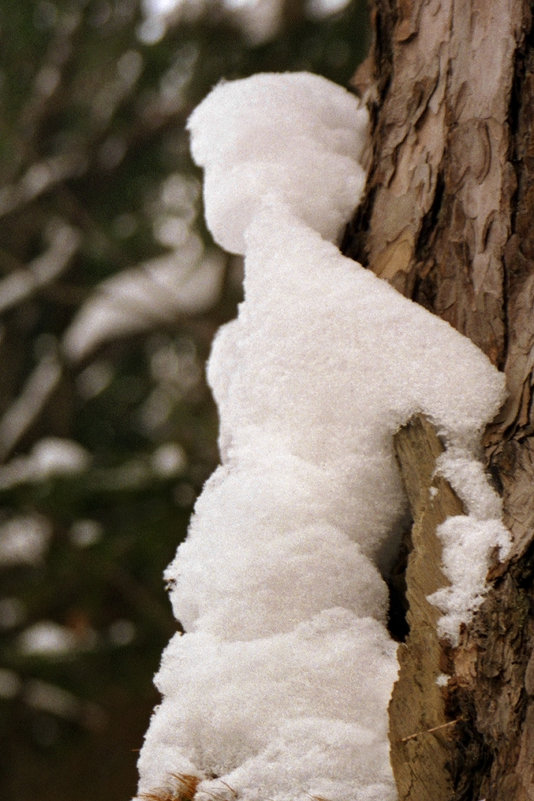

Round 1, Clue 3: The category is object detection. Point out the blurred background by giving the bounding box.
[0,1,369,798]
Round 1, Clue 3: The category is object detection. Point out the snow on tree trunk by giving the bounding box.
[346,1,534,798]
[134,71,511,801]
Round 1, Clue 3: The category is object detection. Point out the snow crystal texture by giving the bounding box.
[135,72,509,801]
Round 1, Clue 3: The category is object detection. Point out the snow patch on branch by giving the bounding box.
[135,72,509,801]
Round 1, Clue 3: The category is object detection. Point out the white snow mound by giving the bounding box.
[135,72,509,801]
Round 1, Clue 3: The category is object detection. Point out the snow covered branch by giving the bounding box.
[0,223,80,315]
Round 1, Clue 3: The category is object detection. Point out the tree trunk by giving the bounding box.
[344,1,534,799]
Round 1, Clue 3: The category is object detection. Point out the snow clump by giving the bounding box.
[135,72,509,801]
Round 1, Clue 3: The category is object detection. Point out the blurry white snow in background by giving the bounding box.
[62,246,224,362]
[63,172,226,362]
[0,515,52,566]
[17,621,81,656]
[0,438,90,490]
[140,0,353,45]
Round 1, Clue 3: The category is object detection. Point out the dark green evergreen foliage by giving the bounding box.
[0,1,368,798]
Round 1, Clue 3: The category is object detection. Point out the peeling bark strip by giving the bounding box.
[389,416,463,801]
[346,0,534,799]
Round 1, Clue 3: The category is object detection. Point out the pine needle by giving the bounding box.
[139,773,200,801]
[400,717,463,743]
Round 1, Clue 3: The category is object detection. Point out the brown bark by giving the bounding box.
[345,1,534,799]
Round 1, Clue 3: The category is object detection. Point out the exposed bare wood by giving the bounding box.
[389,416,463,801]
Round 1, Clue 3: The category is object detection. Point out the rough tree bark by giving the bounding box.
[343,1,534,799]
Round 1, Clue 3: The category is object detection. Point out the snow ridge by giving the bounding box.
[135,72,509,801]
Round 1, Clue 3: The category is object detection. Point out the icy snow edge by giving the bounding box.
[135,72,509,801]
